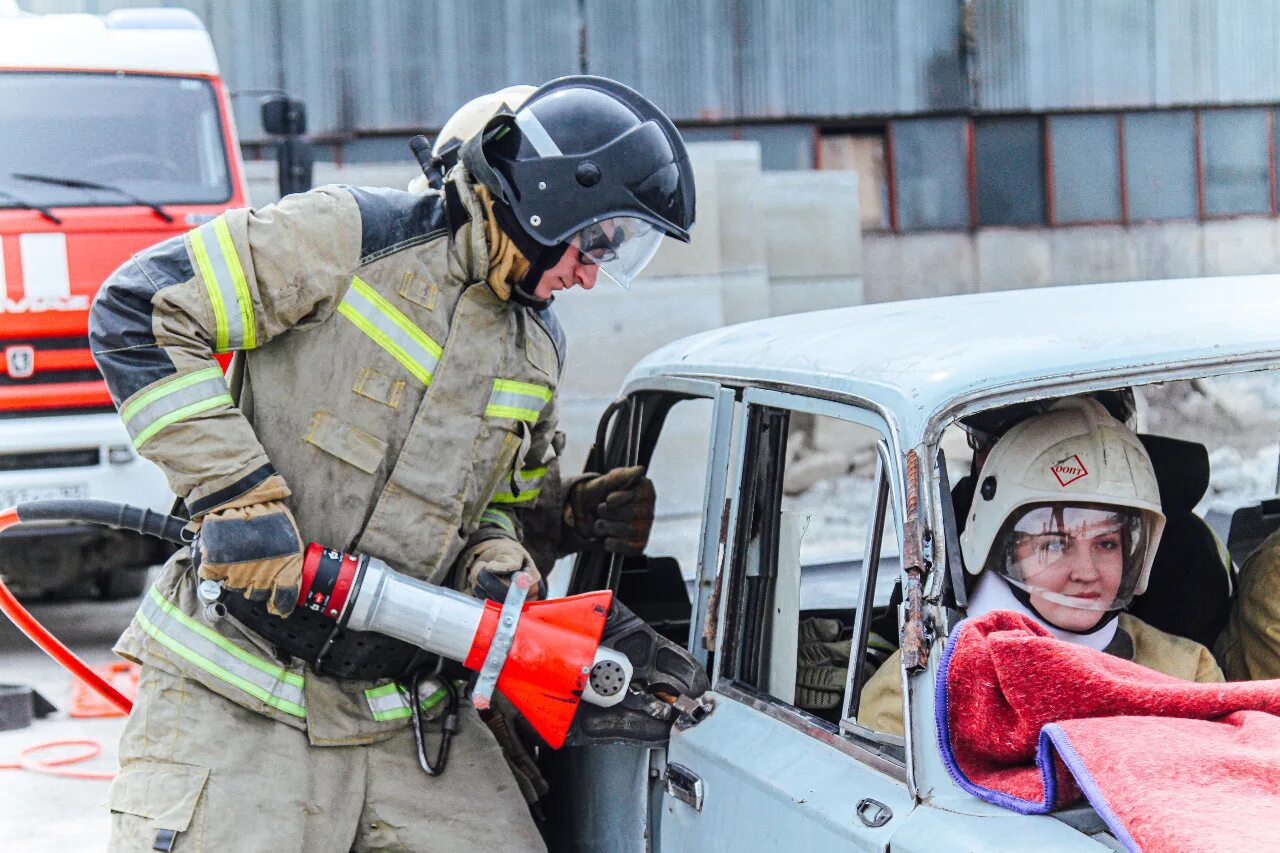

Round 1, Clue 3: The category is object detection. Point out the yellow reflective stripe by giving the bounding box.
[364,682,447,721]
[137,587,306,718]
[491,465,547,505]
[213,217,256,350]
[148,587,305,688]
[486,379,552,423]
[120,367,232,449]
[339,276,442,385]
[189,227,229,351]
[132,396,232,449]
[490,487,541,505]
[480,508,516,534]
[491,379,553,402]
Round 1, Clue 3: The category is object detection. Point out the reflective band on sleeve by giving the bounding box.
[189,216,255,352]
[479,508,516,535]
[485,379,552,423]
[120,366,232,449]
[137,586,306,718]
[338,276,442,385]
[364,681,448,722]
[491,465,547,505]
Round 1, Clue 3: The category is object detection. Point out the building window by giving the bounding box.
[1202,108,1271,217]
[819,129,889,230]
[892,117,969,231]
[1123,111,1197,221]
[737,124,816,171]
[974,117,1046,226]
[1049,114,1121,224]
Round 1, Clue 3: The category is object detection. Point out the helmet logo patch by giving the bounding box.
[1051,455,1089,487]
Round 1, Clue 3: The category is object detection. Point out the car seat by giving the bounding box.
[1126,434,1233,650]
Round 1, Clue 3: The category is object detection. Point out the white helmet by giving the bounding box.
[409,85,537,194]
[959,397,1165,612]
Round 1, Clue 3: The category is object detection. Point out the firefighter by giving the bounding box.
[857,398,1222,737]
[90,76,694,851]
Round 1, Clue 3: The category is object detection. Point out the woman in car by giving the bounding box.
[859,396,1223,737]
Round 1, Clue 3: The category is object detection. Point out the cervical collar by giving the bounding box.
[966,571,1119,651]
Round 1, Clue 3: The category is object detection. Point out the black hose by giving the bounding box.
[13,500,189,544]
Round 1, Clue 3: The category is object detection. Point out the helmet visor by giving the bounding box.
[569,217,662,290]
[985,504,1150,612]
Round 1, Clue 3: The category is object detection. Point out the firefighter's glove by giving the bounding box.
[194,499,304,618]
[463,538,542,602]
[566,466,656,557]
[794,617,851,712]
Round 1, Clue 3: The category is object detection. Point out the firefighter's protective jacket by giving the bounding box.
[89,171,567,744]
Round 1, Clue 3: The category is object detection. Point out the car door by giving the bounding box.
[544,378,736,852]
[659,388,916,851]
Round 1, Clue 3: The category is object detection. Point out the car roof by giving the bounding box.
[626,275,1280,442]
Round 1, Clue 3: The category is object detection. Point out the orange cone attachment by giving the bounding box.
[464,591,613,747]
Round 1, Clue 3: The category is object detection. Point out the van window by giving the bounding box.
[0,71,232,207]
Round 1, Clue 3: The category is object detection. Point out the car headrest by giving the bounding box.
[1137,434,1210,513]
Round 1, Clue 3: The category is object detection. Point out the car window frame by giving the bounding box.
[712,386,909,781]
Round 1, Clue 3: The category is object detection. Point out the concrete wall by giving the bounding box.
[245,142,866,474]
[863,218,1280,302]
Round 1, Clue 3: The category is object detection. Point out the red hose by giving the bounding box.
[0,739,113,780]
[0,507,133,714]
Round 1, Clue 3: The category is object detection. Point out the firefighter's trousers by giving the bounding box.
[107,665,546,852]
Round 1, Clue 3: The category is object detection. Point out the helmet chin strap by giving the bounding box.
[967,571,1120,651]
[488,193,569,307]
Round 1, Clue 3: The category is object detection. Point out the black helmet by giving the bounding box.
[461,75,695,290]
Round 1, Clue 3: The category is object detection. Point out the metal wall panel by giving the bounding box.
[977,0,1280,112]
[584,0,736,121]
[735,0,965,119]
[18,0,1280,136]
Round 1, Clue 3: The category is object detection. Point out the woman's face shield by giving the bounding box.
[568,217,663,290]
[987,504,1151,620]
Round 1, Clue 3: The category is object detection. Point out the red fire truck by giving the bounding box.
[0,6,249,597]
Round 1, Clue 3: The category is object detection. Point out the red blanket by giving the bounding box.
[937,610,1280,852]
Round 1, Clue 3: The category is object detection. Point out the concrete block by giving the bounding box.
[1130,220,1203,281]
[642,143,723,278]
[863,232,977,303]
[760,170,862,279]
[1049,226,1141,285]
[1201,218,1280,276]
[976,229,1052,291]
[552,275,725,397]
[769,277,864,316]
[707,142,766,273]
[720,269,772,326]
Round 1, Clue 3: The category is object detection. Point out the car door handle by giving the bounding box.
[665,763,705,812]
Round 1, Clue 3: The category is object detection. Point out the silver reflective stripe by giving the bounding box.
[120,366,233,449]
[338,276,442,385]
[515,109,562,157]
[189,217,255,351]
[136,586,306,718]
[364,680,447,722]
[480,508,516,535]
[486,379,552,423]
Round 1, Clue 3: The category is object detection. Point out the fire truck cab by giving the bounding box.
[0,5,248,597]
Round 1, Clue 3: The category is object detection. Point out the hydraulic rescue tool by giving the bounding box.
[0,500,709,750]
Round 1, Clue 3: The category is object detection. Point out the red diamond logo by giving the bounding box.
[1050,454,1088,487]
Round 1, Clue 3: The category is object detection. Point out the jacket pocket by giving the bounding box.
[109,759,209,832]
[304,411,388,474]
[353,367,406,408]
[477,422,527,509]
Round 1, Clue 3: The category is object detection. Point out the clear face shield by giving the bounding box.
[984,504,1151,612]
[568,217,663,290]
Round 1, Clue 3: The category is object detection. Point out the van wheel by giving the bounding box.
[98,567,149,601]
